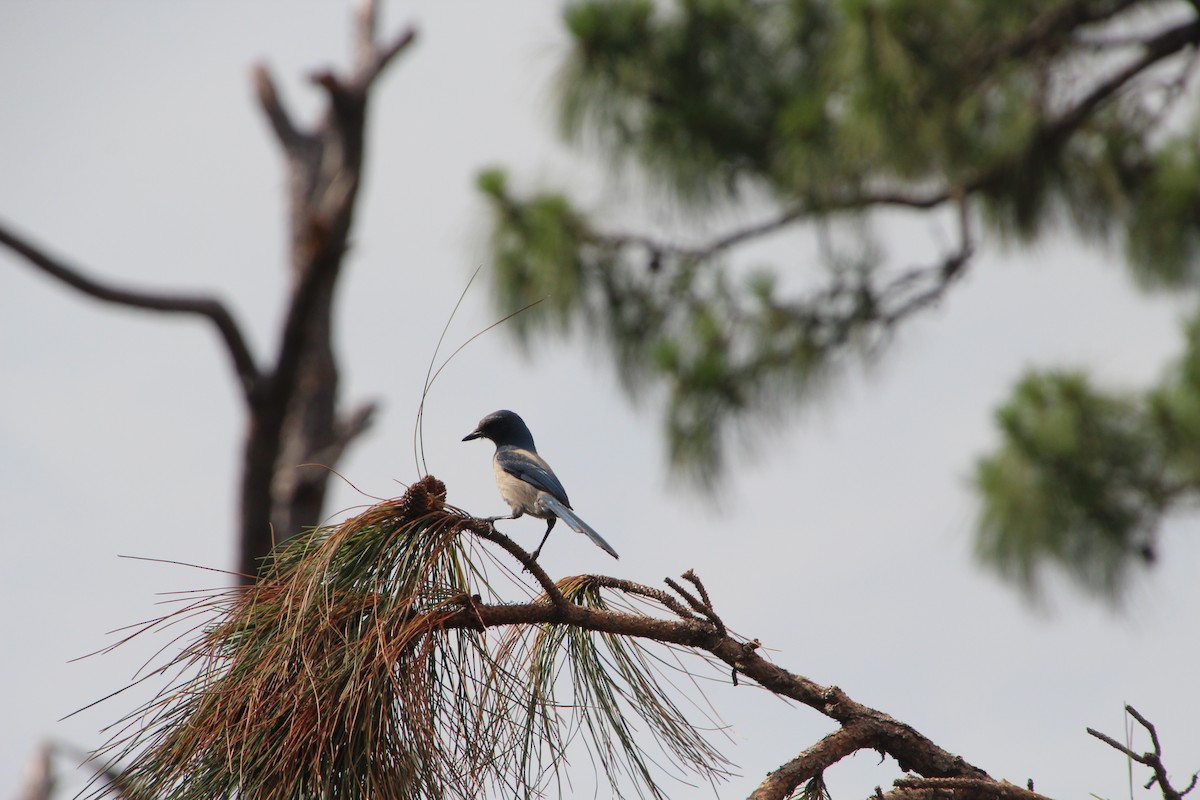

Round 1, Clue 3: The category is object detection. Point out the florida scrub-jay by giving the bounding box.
[463,409,619,560]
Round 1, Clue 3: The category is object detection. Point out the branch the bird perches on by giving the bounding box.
[84,476,1022,800]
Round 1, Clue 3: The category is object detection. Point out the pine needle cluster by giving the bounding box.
[88,476,731,799]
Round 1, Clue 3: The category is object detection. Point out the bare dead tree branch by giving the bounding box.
[325,400,380,463]
[231,1,417,580]
[251,65,302,148]
[353,0,379,72]
[362,26,418,86]
[16,741,53,800]
[0,221,260,396]
[288,401,379,503]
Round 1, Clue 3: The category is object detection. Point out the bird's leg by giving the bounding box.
[484,510,522,524]
[528,518,556,562]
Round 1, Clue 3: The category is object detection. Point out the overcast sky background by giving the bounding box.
[3,3,1199,799]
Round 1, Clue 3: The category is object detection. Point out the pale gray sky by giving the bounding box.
[2,3,1198,798]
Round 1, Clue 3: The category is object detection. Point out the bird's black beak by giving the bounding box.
[462,429,484,442]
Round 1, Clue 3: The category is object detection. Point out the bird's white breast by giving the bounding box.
[492,457,547,518]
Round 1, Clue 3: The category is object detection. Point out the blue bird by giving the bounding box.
[463,410,619,560]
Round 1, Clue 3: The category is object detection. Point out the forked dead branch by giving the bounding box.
[0,0,416,583]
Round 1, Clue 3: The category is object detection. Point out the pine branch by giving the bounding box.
[409,506,994,786]
[886,777,1056,800]
[454,514,568,607]
[1089,706,1199,800]
[750,723,877,800]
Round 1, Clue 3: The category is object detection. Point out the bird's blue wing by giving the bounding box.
[495,447,571,506]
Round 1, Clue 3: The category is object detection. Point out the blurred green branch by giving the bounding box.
[478,0,1200,604]
[976,312,1200,602]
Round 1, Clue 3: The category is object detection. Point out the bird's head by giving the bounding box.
[462,409,536,450]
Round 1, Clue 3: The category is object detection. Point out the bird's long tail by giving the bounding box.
[541,496,619,559]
